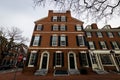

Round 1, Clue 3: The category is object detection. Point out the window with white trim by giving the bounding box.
[107,32,114,38]
[52,16,57,22]
[52,35,58,46]
[52,24,59,31]
[86,32,92,38]
[36,24,43,31]
[100,41,107,49]
[60,35,66,46]
[88,41,95,49]
[33,35,40,46]
[76,24,82,31]
[100,54,113,65]
[111,41,119,49]
[77,35,85,46]
[61,16,66,22]
[55,53,62,67]
[97,32,103,38]
[60,24,66,31]
[28,51,37,67]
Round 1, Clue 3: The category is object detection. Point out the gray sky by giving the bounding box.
[0,0,120,45]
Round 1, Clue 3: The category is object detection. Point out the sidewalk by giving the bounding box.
[0,70,120,80]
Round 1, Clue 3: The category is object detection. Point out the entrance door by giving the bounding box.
[69,53,75,69]
[40,53,49,69]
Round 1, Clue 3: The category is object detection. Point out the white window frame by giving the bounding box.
[77,35,85,46]
[52,34,58,46]
[86,32,92,38]
[112,41,119,49]
[60,24,66,31]
[53,16,57,22]
[28,51,37,67]
[33,35,40,46]
[36,24,42,31]
[76,24,82,31]
[100,41,107,49]
[60,34,66,46]
[89,41,95,49]
[107,32,114,38]
[61,16,66,22]
[97,32,103,38]
[53,24,59,31]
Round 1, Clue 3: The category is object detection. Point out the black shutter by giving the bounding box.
[65,25,67,31]
[34,52,39,66]
[75,25,77,31]
[53,52,55,66]
[105,41,108,49]
[41,25,43,31]
[110,42,114,49]
[86,41,90,49]
[99,42,102,49]
[83,36,86,46]
[30,36,34,46]
[93,41,96,49]
[62,53,64,67]
[34,25,37,31]
[79,53,82,66]
[51,17,53,22]
[25,52,30,66]
[50,36,52,46]
[66,36,68,46]
[38,36,41,46]
[58,36,60,46]
[76,36,79,46]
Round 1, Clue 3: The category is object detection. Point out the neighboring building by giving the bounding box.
[85,24,120,74]
[23,10,88,75]
[23,10,120,75]
[1,44,28,68]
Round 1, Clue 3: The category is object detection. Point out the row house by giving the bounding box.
[23,10,120,75]
[85,24,120,74]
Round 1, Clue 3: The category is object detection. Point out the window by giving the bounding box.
[60,24,66,31]
[103,25,111,29]
[61,16,66,21]
[86,32,92,38]
[76,24,82,31]
[52,24,59,31]
[111,41,119,49]
[77,35,85,46]
[55,53,62,67]
[28,51,37,67]
[88,41,95,49]
[107,32,114,38]
[36,24,43,31]
[97,32,103,38]
[52,35,58,46]
[60,35,66,46]
[100,54,113,65]
[115,55,120,65]
[79,53,88,67]
[118,32,120,36]
[86,25,92,29]
[99,41,107,49]
[91,53,97,64]
[32,35,40,46]
[52,16,57,21]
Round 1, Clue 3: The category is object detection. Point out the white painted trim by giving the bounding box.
[29,47,88,50]
[28,51,37,67]
[68,51,78,70]
[34,32,84,34]
[39,51,49,70]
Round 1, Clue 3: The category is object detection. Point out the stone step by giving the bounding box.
[34,69,48,76]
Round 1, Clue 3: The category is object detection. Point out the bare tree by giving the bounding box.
[33,0,120,22]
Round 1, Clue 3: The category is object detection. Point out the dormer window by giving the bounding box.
[36,24,43,31]
[103,25,111,29]
[86,25,92,29]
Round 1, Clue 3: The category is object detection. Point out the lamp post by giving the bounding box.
[110,50,120,72]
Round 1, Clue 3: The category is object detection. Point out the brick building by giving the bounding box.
[85,24,120,74]
[23,10,120,75]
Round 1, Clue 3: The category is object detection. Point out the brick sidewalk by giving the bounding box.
[0,71,120,80]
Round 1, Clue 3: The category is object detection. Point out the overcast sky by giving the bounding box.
[1,0,120,46]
